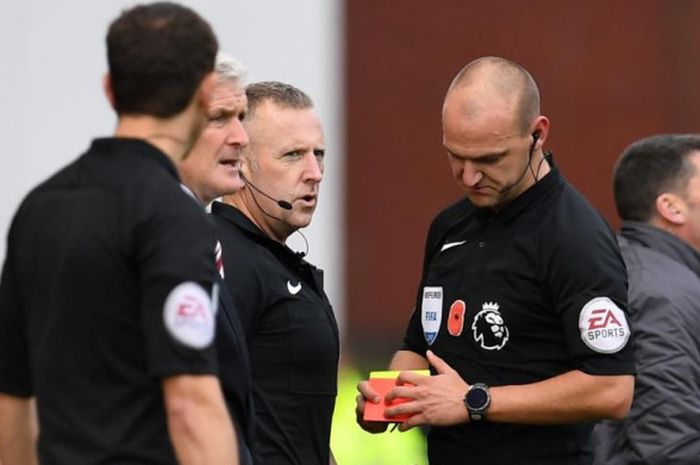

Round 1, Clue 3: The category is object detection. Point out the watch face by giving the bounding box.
[467,386,489,409]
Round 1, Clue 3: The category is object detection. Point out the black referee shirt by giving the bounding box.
[0,138,219,464]
[403,157,634,465]
[211,201,339,465]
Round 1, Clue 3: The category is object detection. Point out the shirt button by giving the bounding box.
[478,241,485,248]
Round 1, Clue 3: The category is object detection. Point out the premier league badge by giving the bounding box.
[421,286,443,345]
[472,301,509,350]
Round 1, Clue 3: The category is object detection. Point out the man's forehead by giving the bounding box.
[445,85,518,118]
[442,108,523,157]
[254,102,320,127]
[211,80,245,100]
[443,104,521,141]
[248,105,324,145]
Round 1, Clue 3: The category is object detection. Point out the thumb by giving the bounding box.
[426,350,456,375]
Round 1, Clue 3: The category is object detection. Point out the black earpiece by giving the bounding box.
[532,131,540,143]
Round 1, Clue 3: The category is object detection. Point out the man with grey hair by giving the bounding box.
[180,52,249,205]
[593,134,700,465]
[211,81,339,465]
[178,52,256,465]
[355,56,634,465]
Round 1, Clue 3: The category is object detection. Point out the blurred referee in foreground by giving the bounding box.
[0,3,238,464]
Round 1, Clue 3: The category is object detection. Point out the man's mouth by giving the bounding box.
[298,194,317,206]
[219,159,240,170]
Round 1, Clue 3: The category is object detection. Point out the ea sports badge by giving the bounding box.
[163,281,215,349]
[578,297,630,353]
[421,286,443,345]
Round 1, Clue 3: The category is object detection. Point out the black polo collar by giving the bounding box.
[211,201,311,266]
[89,137,180,180]
[476,152,565,224]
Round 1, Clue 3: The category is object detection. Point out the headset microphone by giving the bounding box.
[238,171,309,257]
[239,172,293,210]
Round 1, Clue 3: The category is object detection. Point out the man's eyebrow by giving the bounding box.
[444,147,508,160]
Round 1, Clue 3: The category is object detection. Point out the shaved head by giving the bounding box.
[445,56,540,134]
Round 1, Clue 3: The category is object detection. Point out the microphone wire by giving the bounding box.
[241,174,309,258]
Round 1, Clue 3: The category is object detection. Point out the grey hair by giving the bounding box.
[215,52,248,85]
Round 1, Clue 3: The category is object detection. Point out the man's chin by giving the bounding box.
[229,179,245,193]
[465,194,498,208]
[287,214,313,230]
[222,175,245,194]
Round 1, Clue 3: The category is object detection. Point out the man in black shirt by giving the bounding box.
[0,3,237,464]
[178,52,256,465]
[211,81,339,465]
[356,56,635,465]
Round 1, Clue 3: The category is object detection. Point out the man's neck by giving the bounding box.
[223,191,292,243]
[114,110,199,165]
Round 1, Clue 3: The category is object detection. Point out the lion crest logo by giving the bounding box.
[471,302,509,350]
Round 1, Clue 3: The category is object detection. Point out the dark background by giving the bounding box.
[345,0,700,368]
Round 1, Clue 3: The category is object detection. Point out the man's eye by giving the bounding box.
[209,111,233,124]
[314,150,325,159]
[285,151,302,158]
[479,156,501,165]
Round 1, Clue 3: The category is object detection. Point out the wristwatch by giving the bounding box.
[464,383,490,421]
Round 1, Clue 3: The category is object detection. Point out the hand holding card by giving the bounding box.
[362,369,430,423]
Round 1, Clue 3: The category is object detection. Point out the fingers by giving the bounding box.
[355,380,390,434]
[385,399,421,418]
[355,393,366,415]
[384,385,417,403]
[355,381,377,418]
[398,413,425,432]
[426,349,456,375]
[355,393,390,434]
[395,370,428,386]
[357,380,381,403]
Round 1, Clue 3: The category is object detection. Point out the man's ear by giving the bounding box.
[103,73,116,110]
[656,192,686,226]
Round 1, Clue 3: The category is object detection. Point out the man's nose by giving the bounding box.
[226,118,249,148]
[461,161,483,187]
[304,154,323,182]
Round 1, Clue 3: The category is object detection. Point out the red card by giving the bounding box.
[363,370,430,422]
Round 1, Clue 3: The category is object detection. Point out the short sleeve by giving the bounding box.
[402,214,447,355]
[544,208,634,375]
[136,194,219,378]
[0,223,32,396]
[402,304,429,355]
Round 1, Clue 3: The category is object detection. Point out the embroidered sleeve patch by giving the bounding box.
[163,281,215,349]
[578,297,630,354]
[421,286,443,345]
